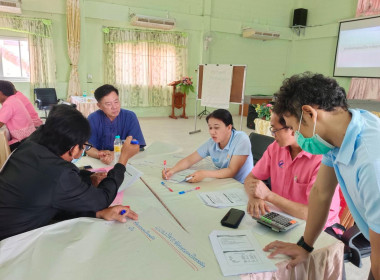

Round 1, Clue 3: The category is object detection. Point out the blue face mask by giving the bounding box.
[295,111,334,155]
[71,150,85,164]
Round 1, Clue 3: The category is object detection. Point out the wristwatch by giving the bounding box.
[297,236,314,253]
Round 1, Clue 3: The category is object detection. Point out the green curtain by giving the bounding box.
[104,27,188,107]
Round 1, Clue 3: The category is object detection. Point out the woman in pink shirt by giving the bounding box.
[244,112,340,228]
[13,86,42,127]
[0,80,35,151]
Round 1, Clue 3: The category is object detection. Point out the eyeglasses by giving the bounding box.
[270,126,288,136]
[83,143,93,151]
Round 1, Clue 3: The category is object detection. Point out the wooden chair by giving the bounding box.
[339,189,355,229]
[0,128,11,170]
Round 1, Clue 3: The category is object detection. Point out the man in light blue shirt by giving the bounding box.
[197,129,253,183]
[162,109,253,184]
[263,73,380,280]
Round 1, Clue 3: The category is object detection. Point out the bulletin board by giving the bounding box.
[189,64,247,134]
[197,64,247,103]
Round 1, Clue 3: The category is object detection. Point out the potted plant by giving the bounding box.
[254,103,273,121]
[177,76,195,95]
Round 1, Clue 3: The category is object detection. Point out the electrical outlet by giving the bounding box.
[87,74,93,83]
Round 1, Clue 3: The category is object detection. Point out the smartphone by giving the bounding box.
[221,208,245,229]
[79,165,93,170]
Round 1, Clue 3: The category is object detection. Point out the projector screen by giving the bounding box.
[334,16,380,78]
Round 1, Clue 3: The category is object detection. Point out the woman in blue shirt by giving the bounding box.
[162,109,253,184]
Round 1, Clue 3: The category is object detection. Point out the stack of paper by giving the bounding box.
[209,230,277,276]
[198,188,248,208]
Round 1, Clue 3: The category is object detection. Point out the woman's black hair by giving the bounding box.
[206,109,235,130]
[29,104,91,156]
[0,80,15,96]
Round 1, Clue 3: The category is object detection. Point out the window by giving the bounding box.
[0,37,30,81]
[115,42,177,87]
[104,28,187,107]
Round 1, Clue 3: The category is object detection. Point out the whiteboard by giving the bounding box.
[200,64,233,109]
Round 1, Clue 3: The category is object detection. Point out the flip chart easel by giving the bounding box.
[189,64,247,134]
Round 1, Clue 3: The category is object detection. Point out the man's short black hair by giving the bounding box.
[94,84,119,102]
[29,104,91,156]
[273,72,348,121]
[0,80,15,97]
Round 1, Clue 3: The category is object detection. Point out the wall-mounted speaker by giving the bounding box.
[293,8,308,26]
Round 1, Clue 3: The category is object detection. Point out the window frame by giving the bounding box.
[0,36,30,82]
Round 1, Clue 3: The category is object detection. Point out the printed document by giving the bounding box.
[198,188,248,208]
[209,230,277,276]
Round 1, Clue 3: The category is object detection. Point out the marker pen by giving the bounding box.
[179,186,200,195]
[161,181,173,192]
[185,176,193,182]
[163,160,167,179]
[119,206,130,215]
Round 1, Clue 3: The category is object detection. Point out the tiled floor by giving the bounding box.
[138,114,371,280]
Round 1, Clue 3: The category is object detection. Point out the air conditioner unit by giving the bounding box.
[0,0,21,14]
[130,14,176,30]
[242,28,280,41]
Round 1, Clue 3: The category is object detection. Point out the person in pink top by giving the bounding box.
[0,80,35,151]
[12,85,42,127]
[244,112,340,228]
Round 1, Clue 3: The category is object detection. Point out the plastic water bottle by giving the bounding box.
[83,91,87,102]
[113,135,121,164]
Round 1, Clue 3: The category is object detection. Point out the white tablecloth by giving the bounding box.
[254,118,272,136]
[0,142,344,280]
[70,96,98,118]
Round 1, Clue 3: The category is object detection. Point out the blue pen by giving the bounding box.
[131,140,139,144]
[119,206,130,215]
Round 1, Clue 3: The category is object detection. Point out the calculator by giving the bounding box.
[253,211,299,232]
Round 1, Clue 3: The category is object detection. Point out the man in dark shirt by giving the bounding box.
[0,104,139,241]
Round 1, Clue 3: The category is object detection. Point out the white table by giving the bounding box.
[0,142,344,280]
[70,96,98,118]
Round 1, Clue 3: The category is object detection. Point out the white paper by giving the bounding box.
[118,164,143,192]
[167,169,196,183]
[201,64,233,109]
[0,208,215,279]
[198,188,248,208]
[209,230,277,276]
